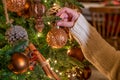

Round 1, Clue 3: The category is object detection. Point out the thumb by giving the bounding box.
[57,21,74,27]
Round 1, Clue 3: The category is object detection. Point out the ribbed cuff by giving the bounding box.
[70,14,93,46]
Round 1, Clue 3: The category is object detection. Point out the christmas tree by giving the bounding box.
[0,0,91,80]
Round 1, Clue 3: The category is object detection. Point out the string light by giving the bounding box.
[67,49,70,54]
[59,72,62,75]
[80,71,82,74]
[55,70,59,73]
[44,0,47,3]
[54,60,57,64]
[27,72,31,74]
[37,33,42,37]
[47,22,51,25]
[46,58,51,62]
[50,67,54,70]
[72,74,76,77]
[68,75,70,78]
[53,3,57,6]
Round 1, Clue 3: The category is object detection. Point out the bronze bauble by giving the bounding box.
[7,0,27,12]
[16,1,31,18]
[46,27,68,48]
[67,47,84,61]
[8,53,29,74]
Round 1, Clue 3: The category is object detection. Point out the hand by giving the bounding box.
[56,7,79,27]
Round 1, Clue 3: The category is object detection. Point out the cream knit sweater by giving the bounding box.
[70,14,120,80]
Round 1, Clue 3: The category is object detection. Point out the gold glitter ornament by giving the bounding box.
[46,4,61,15]
[46,27,68,48]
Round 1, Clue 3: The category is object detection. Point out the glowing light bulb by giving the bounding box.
[56,70,58,73]
[59,72,62,75]
[68,75,70,78]
[47,22,51,25]
[54,60,57,64]
[80,71,82,74]
[72,74,75,77]
[46,58,51,62]
[27,72,31,74]
[53,3,57,6]
[46,60,49,62]
[37,33,42,37]
[44,0,47,3]
[51,67,54,70]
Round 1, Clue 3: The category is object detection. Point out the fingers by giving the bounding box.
[57,21,74,27]
[59,12,68,19]
[56,7,67,16]
[59,13,68,21]
[57,7,79,21]
[56,7,73,16]
[56,7,79,27]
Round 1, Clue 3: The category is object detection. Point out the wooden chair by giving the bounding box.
[89,7,120,49]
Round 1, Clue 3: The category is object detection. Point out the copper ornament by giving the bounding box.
[46,27,68,48]
[16,1,31,18]
[8,53,29,74]
[67,47,84,61]
[6,0,27,12]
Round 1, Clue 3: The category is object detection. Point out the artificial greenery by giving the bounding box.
[0,0,89,80]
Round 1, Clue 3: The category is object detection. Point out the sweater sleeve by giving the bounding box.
[70,14,120,80]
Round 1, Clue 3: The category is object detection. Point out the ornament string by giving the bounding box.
[2,0,10,24]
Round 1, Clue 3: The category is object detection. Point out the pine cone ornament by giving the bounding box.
[46,4,61,15]
[46,27,68,48]
[6,0,27,12]
[5,25,28,45]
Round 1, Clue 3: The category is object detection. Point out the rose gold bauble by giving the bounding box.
[7,0,26,12]
[46,27,68,48]
[8,53,29,74]
[67,47,84,61]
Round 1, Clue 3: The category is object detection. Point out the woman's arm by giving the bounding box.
[70,14,120,80]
